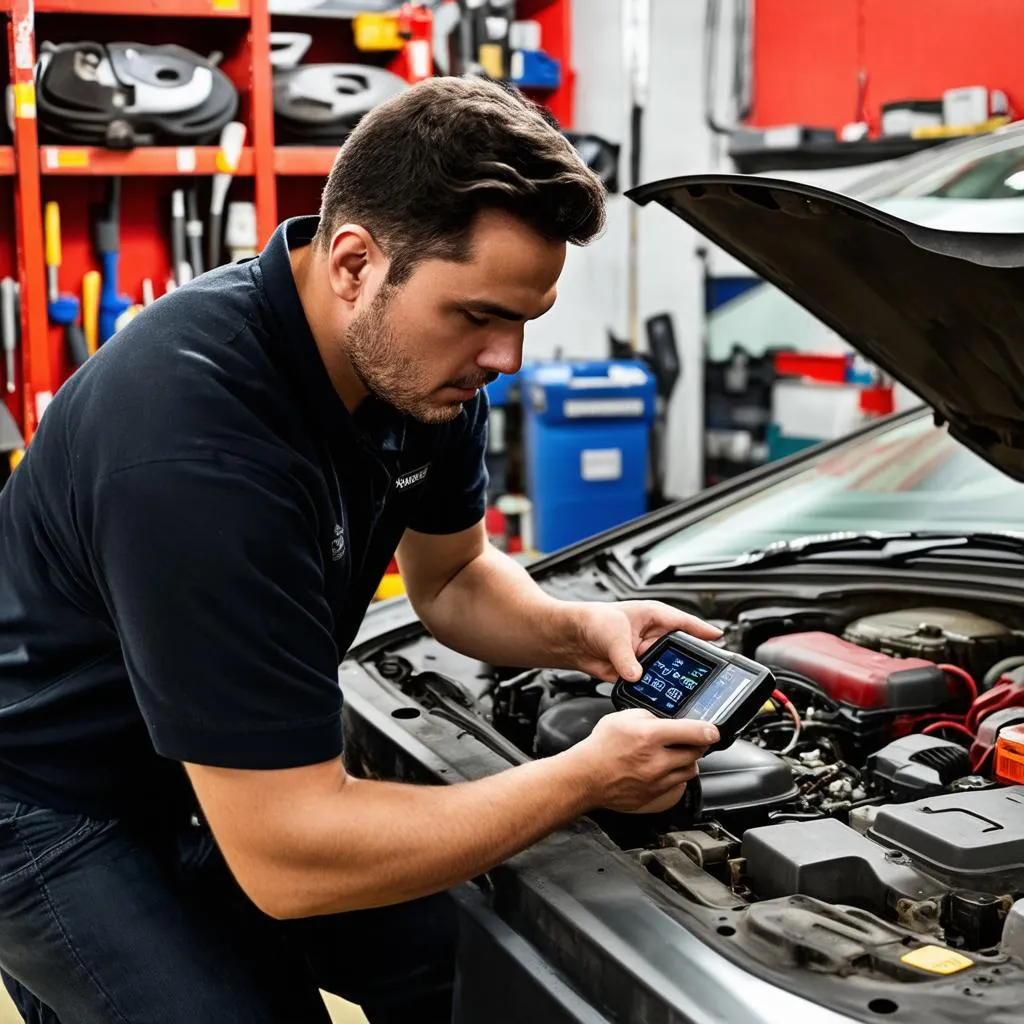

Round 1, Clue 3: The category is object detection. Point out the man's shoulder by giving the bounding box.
[56,264,301,478]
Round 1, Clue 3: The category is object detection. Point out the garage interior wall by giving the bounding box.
[528,0,726,500]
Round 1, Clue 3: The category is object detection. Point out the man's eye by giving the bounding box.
[463,310,489,327]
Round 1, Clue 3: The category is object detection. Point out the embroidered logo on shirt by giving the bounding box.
[394,464,431,491]
[331,523,346,562]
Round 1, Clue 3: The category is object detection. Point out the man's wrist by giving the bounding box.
[540,600,588,669]
[546,741,605,816]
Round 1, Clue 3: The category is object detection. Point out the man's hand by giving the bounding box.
[563,600,722,683]
[561,708,716,814]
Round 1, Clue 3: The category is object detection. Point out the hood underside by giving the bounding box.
[627,174,1024,481]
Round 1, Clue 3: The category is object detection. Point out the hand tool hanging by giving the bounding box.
[624,0,650,352]
[208,120,248,270]
[44,203,89,368]
[95,178,132,344]
[82,271,101,357]
[0,278,18,396]
[0,279,25,471]
[185,188,204,279]
[170,189,191,287]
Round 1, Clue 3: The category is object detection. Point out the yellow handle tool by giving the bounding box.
[44,202,62,304]
[82,271,101,356]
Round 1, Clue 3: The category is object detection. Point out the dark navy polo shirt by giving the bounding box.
[0,216,488,819]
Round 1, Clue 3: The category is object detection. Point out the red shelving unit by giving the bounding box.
[5,0,574,448]
[39,146,256,177]
[518,0,575,129]
[7,0,51,438]
[274,147,337,177]
[1,1,18,432]
[7,0,275,435]
[35,0,250,15]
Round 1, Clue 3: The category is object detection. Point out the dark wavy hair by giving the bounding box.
[312,76,607,284]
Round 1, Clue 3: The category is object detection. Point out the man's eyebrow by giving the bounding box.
[463,299,555,321]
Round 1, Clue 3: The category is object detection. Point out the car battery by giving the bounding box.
[523,360,655,553]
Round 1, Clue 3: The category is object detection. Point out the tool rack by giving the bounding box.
[1,0,573,447]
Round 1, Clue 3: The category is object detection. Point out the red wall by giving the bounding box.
[749,0,1024,136]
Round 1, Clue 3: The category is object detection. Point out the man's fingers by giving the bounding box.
[608,634,643,682]
[660,764,699,787]
[636,603,722,642]
[647,716,720,748]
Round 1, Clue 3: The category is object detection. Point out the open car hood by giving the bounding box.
[628,174,1024,482]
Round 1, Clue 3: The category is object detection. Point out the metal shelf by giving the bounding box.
[39,145,255,176]
[35,0,250,16]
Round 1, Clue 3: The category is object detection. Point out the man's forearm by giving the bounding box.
[413,545,581,668]
[236,752,596,919]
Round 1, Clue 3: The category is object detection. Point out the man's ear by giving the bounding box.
[326,225,386,305]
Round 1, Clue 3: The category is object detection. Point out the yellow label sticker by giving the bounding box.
[901,945,974,975]
[212,0,240,10]
[12,83,36,120]
[56,149,90,169]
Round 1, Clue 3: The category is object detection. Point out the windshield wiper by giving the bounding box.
[645,530,1024,583]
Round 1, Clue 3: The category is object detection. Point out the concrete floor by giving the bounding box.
[0,983,368,1021]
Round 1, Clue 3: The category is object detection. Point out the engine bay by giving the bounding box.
[365,597,1024,967]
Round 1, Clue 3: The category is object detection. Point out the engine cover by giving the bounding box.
[744,787,1024,950]
[869,785,1024,893]
[843,607,1019,679]
[743,817,945,918]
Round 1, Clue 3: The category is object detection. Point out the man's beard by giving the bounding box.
[345,288,495,424]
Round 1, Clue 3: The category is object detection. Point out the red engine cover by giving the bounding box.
[754,632,951,710]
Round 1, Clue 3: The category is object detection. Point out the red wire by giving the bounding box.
[939,663,978,706]
[922,720,976,742]
[770,690,801,739]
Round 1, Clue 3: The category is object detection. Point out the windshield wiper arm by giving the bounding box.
[645,530,1024,582]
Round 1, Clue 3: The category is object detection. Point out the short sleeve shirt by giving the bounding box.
[0,216,488,818]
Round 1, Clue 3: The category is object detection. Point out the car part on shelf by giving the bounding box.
[35,42,238,147]
[268,32,313,70]
[269,0,395,15]
[272,63,409,145]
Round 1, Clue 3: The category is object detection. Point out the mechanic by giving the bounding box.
[0,76,720,1023]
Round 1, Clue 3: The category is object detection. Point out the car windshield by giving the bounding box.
[872,130,1024,200]
[707,132,1024,364]
[637,414,1024,579]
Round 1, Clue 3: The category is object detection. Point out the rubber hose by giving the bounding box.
[983,655,1024,691]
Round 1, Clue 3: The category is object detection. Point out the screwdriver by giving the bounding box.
[0,278,18,394]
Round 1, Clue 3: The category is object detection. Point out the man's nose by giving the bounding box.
[477,332,524,376]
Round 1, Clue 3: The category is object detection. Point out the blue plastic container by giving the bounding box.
[524,360,656,553]
[511,50,561,90]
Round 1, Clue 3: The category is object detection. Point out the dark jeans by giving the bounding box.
[0,793,457,1023]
